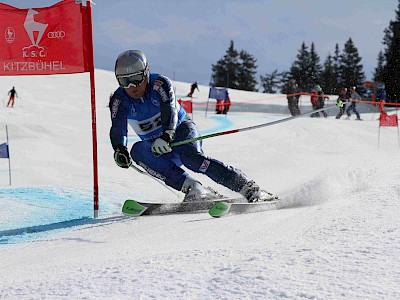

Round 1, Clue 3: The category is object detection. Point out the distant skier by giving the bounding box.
[346,86,362,120]
[7,86,18,107]
[109,50,276,202]
[336,88,349,119]
[187,81,199,97]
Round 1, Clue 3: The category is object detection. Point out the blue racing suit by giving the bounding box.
[109,73,248,192]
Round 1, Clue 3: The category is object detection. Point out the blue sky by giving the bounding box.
[3,0,399,86]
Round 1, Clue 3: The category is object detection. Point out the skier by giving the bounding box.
[336,88,349,119]
[346,86,362,120]
[109,50,275,202]
[187,81,199,97]
[286,79,301,116]
[7,86,18,107]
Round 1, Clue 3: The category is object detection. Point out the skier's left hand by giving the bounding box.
[114,145,132,168]
[151,130,175,156]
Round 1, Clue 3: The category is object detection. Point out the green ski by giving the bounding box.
[122,198,245,216]
[209,200,279,218]
[122,199,147,216]
[208,202,231,218]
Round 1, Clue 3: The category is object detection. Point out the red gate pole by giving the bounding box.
[83,1,99,218]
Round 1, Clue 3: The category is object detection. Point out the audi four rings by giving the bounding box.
[47,31,66,38]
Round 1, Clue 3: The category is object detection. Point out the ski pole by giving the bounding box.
[171,104,338,147]
[129,163,180,197]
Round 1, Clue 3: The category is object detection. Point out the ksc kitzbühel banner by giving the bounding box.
[0,0,93,75]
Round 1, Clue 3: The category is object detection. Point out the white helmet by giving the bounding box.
[115,50,149,88]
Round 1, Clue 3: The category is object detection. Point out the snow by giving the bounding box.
[1,70,400,299]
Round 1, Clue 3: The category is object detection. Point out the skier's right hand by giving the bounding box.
[337,100,344,108]
[151,130,175,157]
[114,145,132,169]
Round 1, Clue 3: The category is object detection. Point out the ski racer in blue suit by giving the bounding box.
[109,50,275,202]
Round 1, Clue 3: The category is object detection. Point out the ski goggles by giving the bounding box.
[117,70,147,88]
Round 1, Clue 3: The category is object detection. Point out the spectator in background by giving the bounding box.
[376,83,386,102]
[7,86,18,107]
[336,87,349,119]
[346,86,362,120]
[216,91,231,115]
[310,85,328,117]
[216,99,223,114]
[188,81,199,97]
[222,92,231,115]
[286,79,301,116]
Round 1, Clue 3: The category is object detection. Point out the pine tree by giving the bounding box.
[320,54,338,94]
[380,1,400,101]
[383,22,400,101]
[332,44,342,92]
[373,51,385,82]
[289,42,310,91]
[211,40,240,88]
[237,50,258,91]
[381,1,400,61]
[279,71,290,93]
[308,42,322,85]
[211,40,258,91]
[289,42,322,92]
[260,69,280,93]
[211,57,227,87]
[339,38,365,88]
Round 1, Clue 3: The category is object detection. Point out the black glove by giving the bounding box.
[114,145,132,168]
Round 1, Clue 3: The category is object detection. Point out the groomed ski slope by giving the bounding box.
[0,70,399,299]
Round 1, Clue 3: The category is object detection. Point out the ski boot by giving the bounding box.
[239,180,277,202]
[181,177,218,202]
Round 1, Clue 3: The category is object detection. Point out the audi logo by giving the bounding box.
[47,31,66,39]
